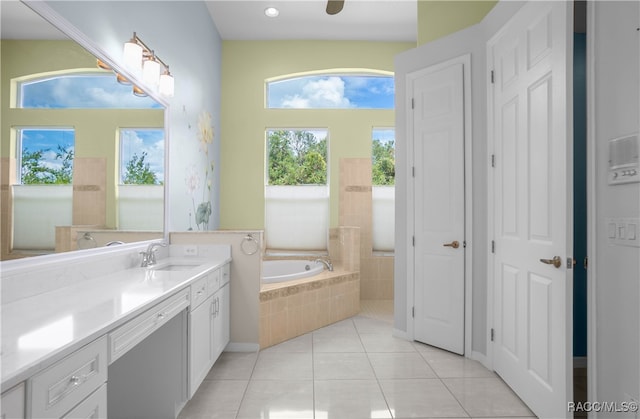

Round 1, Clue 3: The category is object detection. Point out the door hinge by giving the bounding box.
[411,98,415,109]
[490,70,495,84]
[491,240,495,254]
[490,328,495,342]
[491,154,496,168]
[412,306,415,318]
[584,257,589,270]
[412,236,415,247]
[412,166,415,177]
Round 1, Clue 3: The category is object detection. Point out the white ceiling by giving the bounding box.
[206,0,417,42]
[1,0,417,42]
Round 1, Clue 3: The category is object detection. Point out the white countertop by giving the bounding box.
[1,256,231,391]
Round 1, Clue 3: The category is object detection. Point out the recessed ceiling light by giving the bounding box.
[264,7,279,18]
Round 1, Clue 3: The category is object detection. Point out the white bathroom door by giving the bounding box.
[488,2,573,418]
[412,61,465,355]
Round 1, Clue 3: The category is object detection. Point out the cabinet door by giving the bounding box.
[1,383,25,419]
[189,295,214,398]
[212,283,230,362]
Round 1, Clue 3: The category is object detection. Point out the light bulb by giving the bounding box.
[143,58,160,86]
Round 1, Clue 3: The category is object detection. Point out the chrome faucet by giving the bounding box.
[140,241,167,267]
[315,258,334,271]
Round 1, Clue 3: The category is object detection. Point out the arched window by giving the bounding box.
[267,72,394,109]
[17,72,161,109]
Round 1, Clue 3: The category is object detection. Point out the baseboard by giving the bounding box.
[392,328,409,340]
[471,350,491,370]
[224,342,260,352]
[573,356,588,368]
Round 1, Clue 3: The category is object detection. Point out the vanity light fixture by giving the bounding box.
[116,73,131,85]
[264,7,279,17]
[132,85,148,97]
[96,58,111,71]
[142,52,161,86]
[121,32,174,97]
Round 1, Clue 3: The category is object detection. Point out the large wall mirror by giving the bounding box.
[1,1,167,261]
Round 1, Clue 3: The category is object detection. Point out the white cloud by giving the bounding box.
[281,76,352,109]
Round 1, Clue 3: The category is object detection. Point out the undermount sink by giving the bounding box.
[149,261,204,271]
[153,264,198,271]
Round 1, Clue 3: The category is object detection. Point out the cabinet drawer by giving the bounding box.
[108,289,190,364]
[30,336,107,419]
[190,275,209,309]
[207,269,221,294]
[60,384,106,419]
[221,263,230,286]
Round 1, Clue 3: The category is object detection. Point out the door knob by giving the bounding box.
[443,240,460,249]
[539,256,562,268]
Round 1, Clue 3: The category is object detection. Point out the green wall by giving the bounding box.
[418,0,497,45]
[1,40,163,227]
[219,41,413,230]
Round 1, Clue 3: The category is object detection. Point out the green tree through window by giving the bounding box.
[122,152,161,185]
[372,130,395,186]
[21,145,74,184]
[267,130,327,185]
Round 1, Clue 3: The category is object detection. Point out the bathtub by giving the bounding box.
[261,259,325,283]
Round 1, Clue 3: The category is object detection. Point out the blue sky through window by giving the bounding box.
[17,73,164,184]
[20,74,162,109]
[268,75,394,109]
[19,128,75,183]
[120,129,165,183]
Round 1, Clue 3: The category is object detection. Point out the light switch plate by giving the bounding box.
[606,218,640,247]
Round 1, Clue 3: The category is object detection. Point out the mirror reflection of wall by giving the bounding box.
[0,2,165,260]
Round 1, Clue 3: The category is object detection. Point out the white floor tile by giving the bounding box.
[314,352,376,380]
[205,351,258,380]
[236,380,314,419]
[252,351,313,380]
[443,378,534,417]
[367,352,437,379]
[313,333,365,352]
[262,333,312,353]
[379,379,469,418]
[360,333,417,353]
[314,379,392,419]
[180,313,538,419]
[178,379,247,419]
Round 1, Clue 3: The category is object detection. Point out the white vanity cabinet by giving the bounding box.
[31,336,108,419]
[188,292,214,397]
[188,263,230,398]
[212,264,230,361]
[1,383,25,419]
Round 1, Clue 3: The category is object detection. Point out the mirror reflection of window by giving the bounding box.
[118,129,164,231]
[18,128,75,184]
[18,73,162,109]
[13,128,75,251]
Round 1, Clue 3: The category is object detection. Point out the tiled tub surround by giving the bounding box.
[0,243,230,391]
[260,270,360,349]
[260,226,361,348]
[340,158,394,300]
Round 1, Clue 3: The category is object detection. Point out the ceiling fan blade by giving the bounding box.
[326,0,345,15]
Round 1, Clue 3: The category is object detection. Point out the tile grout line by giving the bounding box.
[232,351,260,419]
[355,317,395,419]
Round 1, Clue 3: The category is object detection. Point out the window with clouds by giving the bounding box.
[18,73,162,109]
[267,74,394,109]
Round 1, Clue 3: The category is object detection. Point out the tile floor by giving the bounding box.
[179,300,536,419]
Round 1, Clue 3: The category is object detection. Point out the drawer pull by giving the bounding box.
[70,375,82,386]
[157,313,165,321]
